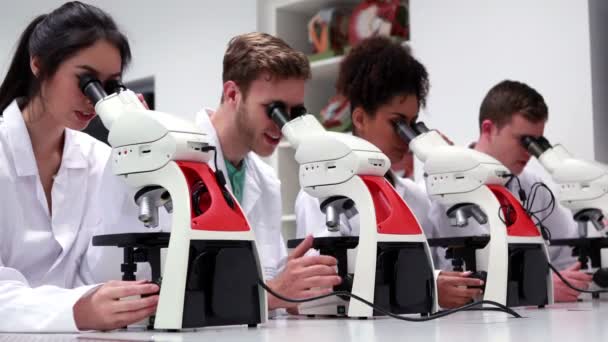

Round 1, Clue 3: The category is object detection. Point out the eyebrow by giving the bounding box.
[391,112,418,123]
[76,65,121,79]
[264,100,304,107]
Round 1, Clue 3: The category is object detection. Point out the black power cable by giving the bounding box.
[503,175,607,295]
[506,174,527,204]
[257,280,522,321]
[502,175,554,240]
[201,145,221,180]
[198,145,235,209]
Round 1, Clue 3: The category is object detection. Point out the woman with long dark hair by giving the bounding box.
[0,2,158,332]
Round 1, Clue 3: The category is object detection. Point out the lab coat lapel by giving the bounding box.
[49,129,88,269]
[196,109,232,192]
[241,157,261,216]
[196,108,260,215]
[3,100,38,177]
[2,101,49,215]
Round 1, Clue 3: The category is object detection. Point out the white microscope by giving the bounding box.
[395,119,553,307]
[522,136,608,291]
[267,102,437,317]
[79,75,267,330]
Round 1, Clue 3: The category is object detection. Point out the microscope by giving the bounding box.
[522,136,608,292]
[394,119,553,307]
[267,102,437,317]
[79,76,266,330]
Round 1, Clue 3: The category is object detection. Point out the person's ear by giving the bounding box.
[351,106,367,134]
[480,119,497,137]
[222,81,241,107]
[30,56,41,77]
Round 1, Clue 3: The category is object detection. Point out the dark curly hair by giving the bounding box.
[336,36,429,116]
[479,80,548,130]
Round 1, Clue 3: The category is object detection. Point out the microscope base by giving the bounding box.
[429,236,550,307]
[288,237,435,317]
[93,233,263,329]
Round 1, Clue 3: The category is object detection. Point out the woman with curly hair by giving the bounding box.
[295,36,483,309]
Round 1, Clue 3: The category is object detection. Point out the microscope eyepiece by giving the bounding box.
[519,135,536,149]
[266,101,290,128]
[393,118,420,143]
[413,121,430,134]
[78,74,98,92]
[536,136,553,150]
[521,135,551,158]
[104,79,126,95]
[520,135,535,147]
[78,74,107,105]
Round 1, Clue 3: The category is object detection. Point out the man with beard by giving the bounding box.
[195,32,342,312]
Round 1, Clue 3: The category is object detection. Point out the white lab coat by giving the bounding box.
[196,109,287,280]
[425,164,578,270]
[0,99,109,332]
[294,174,442,266]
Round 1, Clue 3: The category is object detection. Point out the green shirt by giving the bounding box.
[225,160,246,204]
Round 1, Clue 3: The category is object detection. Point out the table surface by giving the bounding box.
[2,299,607,342]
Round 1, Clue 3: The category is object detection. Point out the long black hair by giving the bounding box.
[0,1,131,114]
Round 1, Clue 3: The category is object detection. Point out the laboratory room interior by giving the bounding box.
[0,0,607,341]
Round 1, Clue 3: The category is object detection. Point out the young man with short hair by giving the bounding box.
[196,32,342,310]
[429,80,592,302]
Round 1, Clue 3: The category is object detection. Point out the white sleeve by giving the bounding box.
[272,197,289,278]
[533,192,578,240]
[399,179,444,269]
[0,256,97,332]
[424,206,454,271]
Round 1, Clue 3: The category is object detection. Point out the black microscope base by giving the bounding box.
[429,236,550,307]
[287,236,435,316]
[93,232,262,329]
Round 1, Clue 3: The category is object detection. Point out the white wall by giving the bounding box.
[0,0,257,119]
[409,0,595,163]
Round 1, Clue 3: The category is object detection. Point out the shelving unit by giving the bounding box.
[257,0,360,240]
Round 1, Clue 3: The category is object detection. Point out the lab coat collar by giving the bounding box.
[242,158,262,215]
[61,129,88,170]
[3,100,38,177]
[3,99,88,178]
[196,108,230,189]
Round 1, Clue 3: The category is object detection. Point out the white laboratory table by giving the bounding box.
[1,300,606,342]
